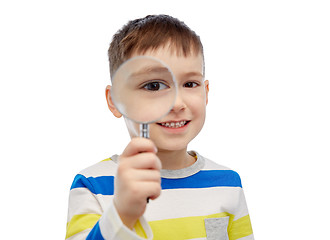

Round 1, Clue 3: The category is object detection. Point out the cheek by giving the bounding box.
[189,96,207,131]
[187,94,207,115]
[184,87,208,105]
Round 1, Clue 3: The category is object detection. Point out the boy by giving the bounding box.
[66,15,254,240]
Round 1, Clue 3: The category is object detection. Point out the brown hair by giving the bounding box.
[108,14,204,77]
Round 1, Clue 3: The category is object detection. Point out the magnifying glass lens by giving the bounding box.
[111,56,177,124]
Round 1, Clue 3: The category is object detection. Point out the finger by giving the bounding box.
[122,137,157,157]
[146,183,161,201]
[131,169,161,182]
[135,182,161,201]
[128,153,162,170]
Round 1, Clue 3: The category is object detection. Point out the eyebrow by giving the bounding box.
[180,71,204,79]
[129,66,171,78]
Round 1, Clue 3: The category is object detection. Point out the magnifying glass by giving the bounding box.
[111,56,177,138]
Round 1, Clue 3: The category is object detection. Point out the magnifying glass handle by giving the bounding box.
[140,123,151,203]
[140,123,149,138]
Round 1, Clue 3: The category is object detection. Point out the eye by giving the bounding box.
[142,81,169,91]
[184,82,199,88]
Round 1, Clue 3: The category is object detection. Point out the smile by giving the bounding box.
[157,121,189,128]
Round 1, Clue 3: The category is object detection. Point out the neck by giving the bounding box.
[157,148,196,170]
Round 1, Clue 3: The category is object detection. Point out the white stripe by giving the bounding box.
[203,157,231,171]
[68,186,249,223]
[145,187,248,221]
[79,160,117,178]
[234,187,250,220]
[67,188,106,222]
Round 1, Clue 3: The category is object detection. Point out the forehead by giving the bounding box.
[131,45,204,79]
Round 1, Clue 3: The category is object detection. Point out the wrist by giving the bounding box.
[113,198,138,230]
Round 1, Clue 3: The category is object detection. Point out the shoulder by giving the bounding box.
[78,154,119,178]
[69,155,119,195]
[195,152,232,171]
[195,152,242,186]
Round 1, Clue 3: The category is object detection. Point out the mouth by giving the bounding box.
[157,120,190,128]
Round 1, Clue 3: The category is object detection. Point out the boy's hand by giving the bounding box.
[113,137,162,229]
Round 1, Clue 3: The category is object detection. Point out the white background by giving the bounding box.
[1,0,329,239]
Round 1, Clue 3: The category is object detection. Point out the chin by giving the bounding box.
[157,144,188,152]
[151,136,194,152]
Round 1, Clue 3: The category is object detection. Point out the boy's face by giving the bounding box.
[107,45,209,152]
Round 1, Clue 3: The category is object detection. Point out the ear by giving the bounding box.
[105,85,122,118]
[204,80,209,105]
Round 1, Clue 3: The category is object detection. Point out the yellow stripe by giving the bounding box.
[149,212,232,240]
[229,215,253,240]
[101,157,112,162]
[66,214,101,239]
[135,219,148,238]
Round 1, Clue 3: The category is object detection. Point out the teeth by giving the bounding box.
[161,121,187,128]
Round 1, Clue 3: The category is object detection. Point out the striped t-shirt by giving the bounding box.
[66,151,253,240]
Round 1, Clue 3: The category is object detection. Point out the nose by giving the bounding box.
[170,91,186,113]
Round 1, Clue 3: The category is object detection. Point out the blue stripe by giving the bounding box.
[86,221,104,240]
[161,170,242,189]
[70,170,241,196]
[70,174,115,195]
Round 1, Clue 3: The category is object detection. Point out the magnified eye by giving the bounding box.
[142,81,169,91]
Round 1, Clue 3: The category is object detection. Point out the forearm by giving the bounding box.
[98,200,153,240]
